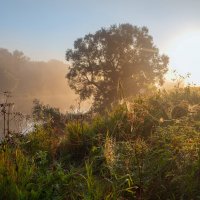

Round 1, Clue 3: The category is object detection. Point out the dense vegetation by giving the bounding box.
[1,86,200,199]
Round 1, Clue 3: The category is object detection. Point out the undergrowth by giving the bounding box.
[1,87,200,199]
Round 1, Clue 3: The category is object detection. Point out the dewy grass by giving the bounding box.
[1,88,200,199]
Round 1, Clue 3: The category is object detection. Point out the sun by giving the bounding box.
[165,30,200,85]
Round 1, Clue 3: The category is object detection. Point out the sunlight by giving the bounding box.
[165,30,200,85]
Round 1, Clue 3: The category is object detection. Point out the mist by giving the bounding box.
[0,48,77,114]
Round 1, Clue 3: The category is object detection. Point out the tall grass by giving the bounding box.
[1,87,200,199]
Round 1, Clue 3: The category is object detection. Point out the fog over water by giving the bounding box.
[0,48,77,114]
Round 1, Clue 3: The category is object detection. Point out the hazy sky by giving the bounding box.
[1,0,200,83]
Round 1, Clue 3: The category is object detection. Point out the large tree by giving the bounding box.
[66,24,169,112]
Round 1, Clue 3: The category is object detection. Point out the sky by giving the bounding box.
[0,0,200,84]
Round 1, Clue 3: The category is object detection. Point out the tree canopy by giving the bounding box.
[66,23,169,112]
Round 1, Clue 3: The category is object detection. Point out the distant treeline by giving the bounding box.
[0,48,76,113]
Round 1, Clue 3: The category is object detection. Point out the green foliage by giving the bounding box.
[0,147,35,199]
[2,87,200,199]
[32,99,66,132]
[22,125,59,160]
[57,121,94,164]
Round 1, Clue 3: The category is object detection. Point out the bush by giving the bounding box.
[2,87,200,199]
[57,121,94,165]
